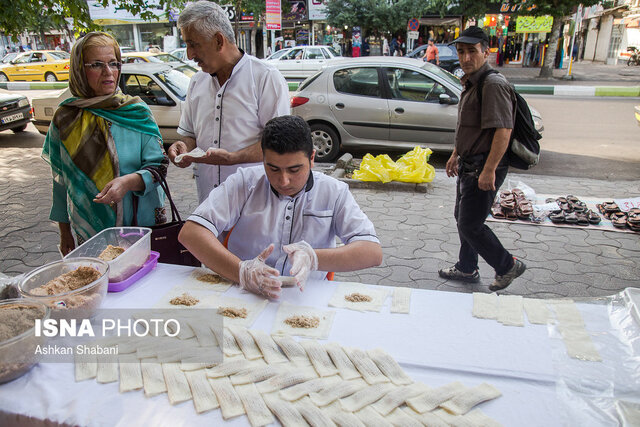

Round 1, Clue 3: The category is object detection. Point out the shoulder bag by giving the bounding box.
[133,168,201,266]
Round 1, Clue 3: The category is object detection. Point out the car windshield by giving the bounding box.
[149,54,182,63]
[48,51,70,60]
[155,66,193,101]
[327,46,341,57]
[422,62,462,89]
[2,53,18,63]
[267,49,290,60]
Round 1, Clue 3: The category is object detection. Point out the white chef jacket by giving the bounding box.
[177,52,290,203]
[187,166,380,280]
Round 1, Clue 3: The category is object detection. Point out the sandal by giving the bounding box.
[627,211,640,225]
[505,209,518,221]
[566,195,580,203]
[576,212,590,226]
[491,202,506,219]
[571,201,587,212]
[595,204,606,215]
[516,201,534,220]
[610,212,628,229]
[586,209,601,225]
[564,212,579,224]
[512,188,526,200]
[549,210,565,224]
[602,201,620,214]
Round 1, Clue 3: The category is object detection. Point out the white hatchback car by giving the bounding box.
[265,45,341,79]
[32,63,195,148]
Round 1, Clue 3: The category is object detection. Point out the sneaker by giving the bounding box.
[489,258,526,292]
[438,265,480,283]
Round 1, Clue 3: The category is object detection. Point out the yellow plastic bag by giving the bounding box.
[352,147,435,184]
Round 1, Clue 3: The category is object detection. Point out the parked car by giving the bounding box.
[169,48,199,69]
[264,45,341,79]
[406,44,464,78]
[0,93,32,133]
[122,51,186,65]
[291,56,543,162]
[32,63,194,147]
[0,50,70,82]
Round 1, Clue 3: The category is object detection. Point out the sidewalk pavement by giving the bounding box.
[1,144,638,300]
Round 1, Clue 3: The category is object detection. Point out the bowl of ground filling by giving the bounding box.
[64,227,151,282]
[0,299,50,383]
[18,258,109,320]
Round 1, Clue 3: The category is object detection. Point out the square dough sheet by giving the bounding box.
[153,287,221,309]
[176,267,233,293]
[272,302,335,339]
[198,294,269,328]
[328,282,390,312]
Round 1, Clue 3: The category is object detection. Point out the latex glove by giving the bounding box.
[282,241,318,291]
[238,244,281,299]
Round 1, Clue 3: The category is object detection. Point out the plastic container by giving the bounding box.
[0,299,50,383]
[19,257,109,320]
[65,227,151,282]
[108,251,159,292]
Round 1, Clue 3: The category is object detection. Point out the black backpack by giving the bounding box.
[477,69,542,170]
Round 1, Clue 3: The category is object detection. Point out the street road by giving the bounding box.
[2,89,639,180]
[352,96,640,180]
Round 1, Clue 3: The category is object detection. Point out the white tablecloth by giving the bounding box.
[0,263,636,426]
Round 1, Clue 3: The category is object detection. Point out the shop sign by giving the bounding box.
[220,5,236,22]
[265,0,281,30]
[492,2,537,13]
[88,0,167,23]
[309,0,328,21]
[283,0,308,22]
[515,15,553,33]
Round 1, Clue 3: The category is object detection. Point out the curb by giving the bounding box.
[514,84,640,97]
[289,80,639,97]
[0,82,68,90]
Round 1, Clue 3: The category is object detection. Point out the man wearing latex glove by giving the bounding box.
[282,241,318,290]
[179,115,382,298]
[238,244,282,298]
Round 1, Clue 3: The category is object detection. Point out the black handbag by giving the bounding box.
[133,168,201,266]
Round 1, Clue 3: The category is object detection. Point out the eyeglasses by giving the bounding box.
[84,61,121,71]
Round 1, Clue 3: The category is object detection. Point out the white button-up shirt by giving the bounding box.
[178,52,290,203]
[187,166,380,280]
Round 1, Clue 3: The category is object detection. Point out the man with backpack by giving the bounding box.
[438,26,526,292]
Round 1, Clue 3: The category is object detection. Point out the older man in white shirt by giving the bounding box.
[168,1,290,203]
[179,116,383,299]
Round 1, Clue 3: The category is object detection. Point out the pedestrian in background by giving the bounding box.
[422,38,439,65]
[440,27,526,292]
[167,1,289,203]
[42,32,168,255]
[383,38,390,56]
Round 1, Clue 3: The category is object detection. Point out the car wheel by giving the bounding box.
[45,72,57,82]
[11,124,27,133]
[310,123,340,163]
[0,73,8,82]
[452,67,465,78]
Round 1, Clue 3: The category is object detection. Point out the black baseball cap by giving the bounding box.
[449,26,489,45]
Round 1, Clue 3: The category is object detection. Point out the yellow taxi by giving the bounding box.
[0,50,70,82]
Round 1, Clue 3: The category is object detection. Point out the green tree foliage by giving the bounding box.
[1,0,271,39]
[325,0,433,36]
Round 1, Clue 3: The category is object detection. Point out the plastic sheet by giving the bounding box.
[547,291,640,426]
[352,147,435,184]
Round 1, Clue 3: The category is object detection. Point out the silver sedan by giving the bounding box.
[291,57,542,163]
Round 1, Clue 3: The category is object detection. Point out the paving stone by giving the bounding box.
[520,247,558,263]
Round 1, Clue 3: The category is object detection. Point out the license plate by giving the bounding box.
[1,112,23,124]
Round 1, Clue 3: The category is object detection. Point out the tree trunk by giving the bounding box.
[539,17,562,78]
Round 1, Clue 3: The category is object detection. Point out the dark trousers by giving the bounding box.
[454,154,513,276]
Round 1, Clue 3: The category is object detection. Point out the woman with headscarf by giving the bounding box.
[42,32,168,255]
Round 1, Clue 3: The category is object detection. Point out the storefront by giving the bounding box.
[481,4,554,67]
[416,16,463,48]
